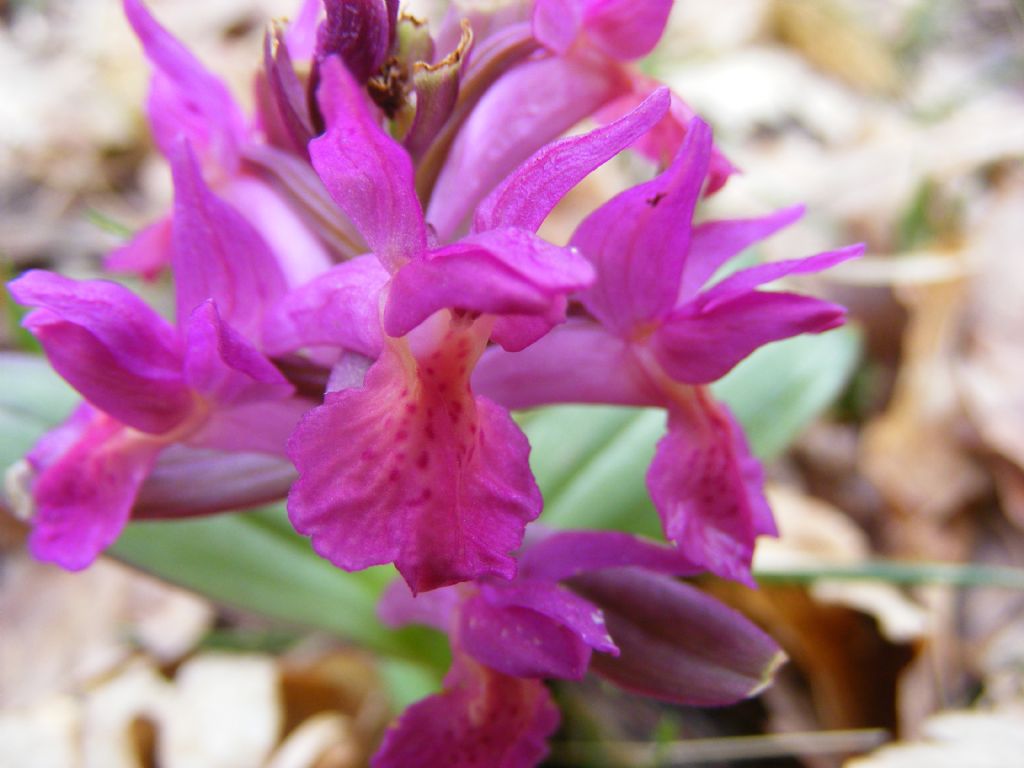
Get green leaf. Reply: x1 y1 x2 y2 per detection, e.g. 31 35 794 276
111 508 450 670
527 327 862 532
0 353 78 473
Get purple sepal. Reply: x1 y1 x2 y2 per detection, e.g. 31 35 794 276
316 0 396 83
679 205 805 300
264 255 389 359
170 143 287 342
571 569 786 706
580 0 674 60
26 407 162 570
426 56 625 241
573 119 711 335
372 653 559 768
9 270 191 435
284 0 323 62
311 57 426 271
122 0 246 173
473 87 670 234
256 23 315 157
102 217 173 280
653 293 848 384
183 301 294 407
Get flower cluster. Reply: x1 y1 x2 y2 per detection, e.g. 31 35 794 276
7 1 861 765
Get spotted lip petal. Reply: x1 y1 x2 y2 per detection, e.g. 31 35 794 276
372 653 559 768
26 409 162 571
287 337 542 593
647 392 775 585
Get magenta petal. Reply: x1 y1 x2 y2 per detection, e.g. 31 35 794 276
28 411 162 570
310 57 426 270
377 579 460 633
102 217 173 280
654 292 848 384
183 301 294 406
287 342 542 593
123 0 246 172
573 119 712 335
372 654 559 768
170 143 287 341
698 244 863 307
647 394 774 584
519 530 704 582
570 569 786 706
426 56 625 241
582 0 673 60
263 255 389 358
532 0 581 53
459 579 618 679
473 321 660 409
473 87 670 234
679 206 804 299
459 590 595 680
383 229 594 340
222 176 332 288
9 271 191 434
597 81 738 192
196 397 310 456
